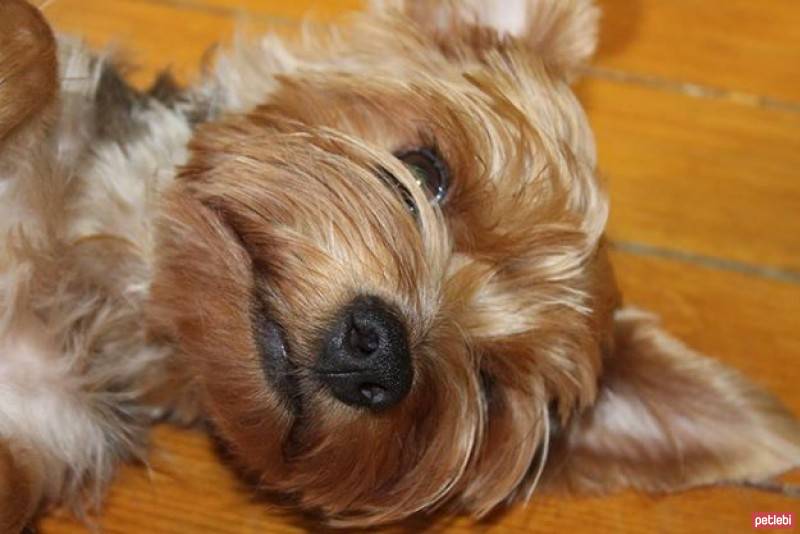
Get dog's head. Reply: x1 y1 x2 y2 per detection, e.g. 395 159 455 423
151 0 800 526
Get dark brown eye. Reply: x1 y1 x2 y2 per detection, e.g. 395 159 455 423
395 148 449 205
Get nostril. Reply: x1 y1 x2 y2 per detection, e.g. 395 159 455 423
348 318 380 356
358 383 387 405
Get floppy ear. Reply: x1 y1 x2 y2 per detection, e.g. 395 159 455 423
545 308 800 493
0 0 57 145
373 0 600 80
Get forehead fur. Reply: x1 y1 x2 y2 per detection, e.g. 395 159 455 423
209 9 597 160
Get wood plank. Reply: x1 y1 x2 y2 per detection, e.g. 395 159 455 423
166 0 363 20
149 0 800 103
38 424 800 534
595 0 800 104
43 0 238 86
42 0 359 87
39 249 800 533
578 78 800 273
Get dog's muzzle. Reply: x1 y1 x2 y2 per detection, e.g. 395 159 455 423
316 296 412 410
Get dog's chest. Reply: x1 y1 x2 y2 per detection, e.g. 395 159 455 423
69 104 194 258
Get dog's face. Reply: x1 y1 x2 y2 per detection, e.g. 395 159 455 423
151 0 800 526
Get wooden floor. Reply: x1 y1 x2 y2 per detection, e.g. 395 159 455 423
39 1 799 532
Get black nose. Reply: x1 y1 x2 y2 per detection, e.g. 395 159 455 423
317 296 412 410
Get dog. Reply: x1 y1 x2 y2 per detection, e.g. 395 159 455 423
0 0 798 530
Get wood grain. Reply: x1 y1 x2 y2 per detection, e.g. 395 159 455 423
44 0 236 86
117 0 800 104
168 0 363 20
579 78 800 272
594 0 800 104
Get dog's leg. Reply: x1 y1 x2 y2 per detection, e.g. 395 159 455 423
0 4 57 531
0 3 118 531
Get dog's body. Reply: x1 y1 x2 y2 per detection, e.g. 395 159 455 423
0 0 798 531
0 16 190 532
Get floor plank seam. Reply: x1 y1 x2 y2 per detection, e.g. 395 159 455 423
612 240 800 285
586 66 800 114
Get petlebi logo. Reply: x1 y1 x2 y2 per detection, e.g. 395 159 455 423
752 512 795 529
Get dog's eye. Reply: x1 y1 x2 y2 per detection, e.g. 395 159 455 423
376 148 449 216
395 148 449 205
377 167 417 214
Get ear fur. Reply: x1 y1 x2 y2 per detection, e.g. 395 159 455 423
545 308 800 493
0 0 57 145
373 0 600 80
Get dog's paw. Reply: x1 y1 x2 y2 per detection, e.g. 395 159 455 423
0 0 58 143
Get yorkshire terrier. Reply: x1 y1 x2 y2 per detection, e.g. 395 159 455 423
0 0 798 530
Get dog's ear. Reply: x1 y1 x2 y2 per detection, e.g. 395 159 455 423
545 308 800 493
373 0 599 80
0 0 57 144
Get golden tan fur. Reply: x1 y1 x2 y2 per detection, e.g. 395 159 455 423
0 0 57 145
0 0 797 530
